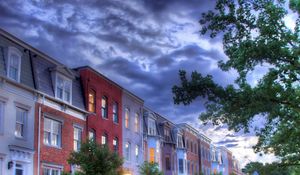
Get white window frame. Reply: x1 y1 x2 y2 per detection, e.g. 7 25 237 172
134 113 139 133
43 117 62 148
125 142 130 161
73 126 82 151
15 163 25 175
15 107 27 138
42 165 62 175
55 73 72 104
7 47 22 82
148 118 156 135
135 145 139 163
101 133 107 145
113 102 118 123
125 108 129 129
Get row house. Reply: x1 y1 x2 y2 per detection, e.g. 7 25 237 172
143 107 162 168
0 29 89 175
122 89 144 175
77 66 123 155
157 115 177 175
173 126 187 175
0 30 36 175
177 123 200 175
211 146 233 175
199 133 212 175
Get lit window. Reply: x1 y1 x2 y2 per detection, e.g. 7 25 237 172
113 102 118 123
149 148 155 163
7 47 21 82
74 127 82 151
135 145 139 163
43 166 61 175
89 129 96 142
88 90 96 112
44 118 61 147
101 133 108 145
113 137 118 153
15 107 27 138
134 113 139 132
101 96 108 119
125 108 129 129
125 142 130 161
55 75 72 103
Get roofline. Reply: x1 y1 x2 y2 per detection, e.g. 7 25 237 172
123 88 144 104
75 66 124 90
199 132 212 142
0 28 65 67
177 123 199 135
155 112 176 126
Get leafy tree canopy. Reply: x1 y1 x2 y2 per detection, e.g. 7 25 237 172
242 161 300 175
172 0 299 165
139 162 163 175
68 141 123 175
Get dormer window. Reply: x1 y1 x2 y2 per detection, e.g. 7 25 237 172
7 47 22 82
55 74 72 103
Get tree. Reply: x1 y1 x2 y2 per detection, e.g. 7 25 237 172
68 141 123 175
242 161 300 175
139 161 163 175
172 0 300 166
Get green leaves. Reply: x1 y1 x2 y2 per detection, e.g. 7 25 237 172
173 0 300 166
139 162 163 175
68 141 123 175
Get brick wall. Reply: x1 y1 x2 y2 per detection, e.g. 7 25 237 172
34 103 86 175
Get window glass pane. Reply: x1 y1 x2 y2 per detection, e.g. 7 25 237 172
149 148 155 163
125 108 129 128
56 76 64 99
15 108 26 137
44 118 51 132
9 53 20 81
64 81 71 102
88 90 95 112
89 130 95 141
134 113 139 132
113 138 118 153
101 96 107 118
101 134 107 145
113 102 118 123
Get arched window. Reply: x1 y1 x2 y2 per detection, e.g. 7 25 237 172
101 133 108 145
113 137 118 153
113 102 118 123
88 90 96 112
101 96 108 119
125 108 129 129
7 47 22 82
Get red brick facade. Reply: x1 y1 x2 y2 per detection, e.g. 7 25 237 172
34 103 86 175
227 151 233 175
184 131 199 175
79 67 123 155
199 139 211 173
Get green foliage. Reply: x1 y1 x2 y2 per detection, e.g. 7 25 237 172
173 0 300 166
242 161 300 175
67 141 123 175
139 161 163 175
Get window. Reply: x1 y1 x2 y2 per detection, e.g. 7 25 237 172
148 118 156 135
15 107 27 138
164 128 171 142
7 47 21 82
186 140 189 150
125 108 129 129
15 163 24 175
101 96 108 119
55 75 72 103
88 130 96 142
165 156 171 171
74 127 82 151
149 148 155 163
113 137 118 153
179 159 184 173
101 133 108 145
177 135 183 148
113 102 118 123
88 90 96 112
125 142 130 161
135 145 139 163
134 113 139 132
0 158 2 175
43 167 61 175
43 118 61 147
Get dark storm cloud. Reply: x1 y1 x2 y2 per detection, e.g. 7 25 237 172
217 139 239 145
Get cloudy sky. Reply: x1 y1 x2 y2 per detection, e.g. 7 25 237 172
0 0 285 167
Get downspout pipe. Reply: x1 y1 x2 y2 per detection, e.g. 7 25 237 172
37 95 44 175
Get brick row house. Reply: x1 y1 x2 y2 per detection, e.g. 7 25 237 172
0 29 244 175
